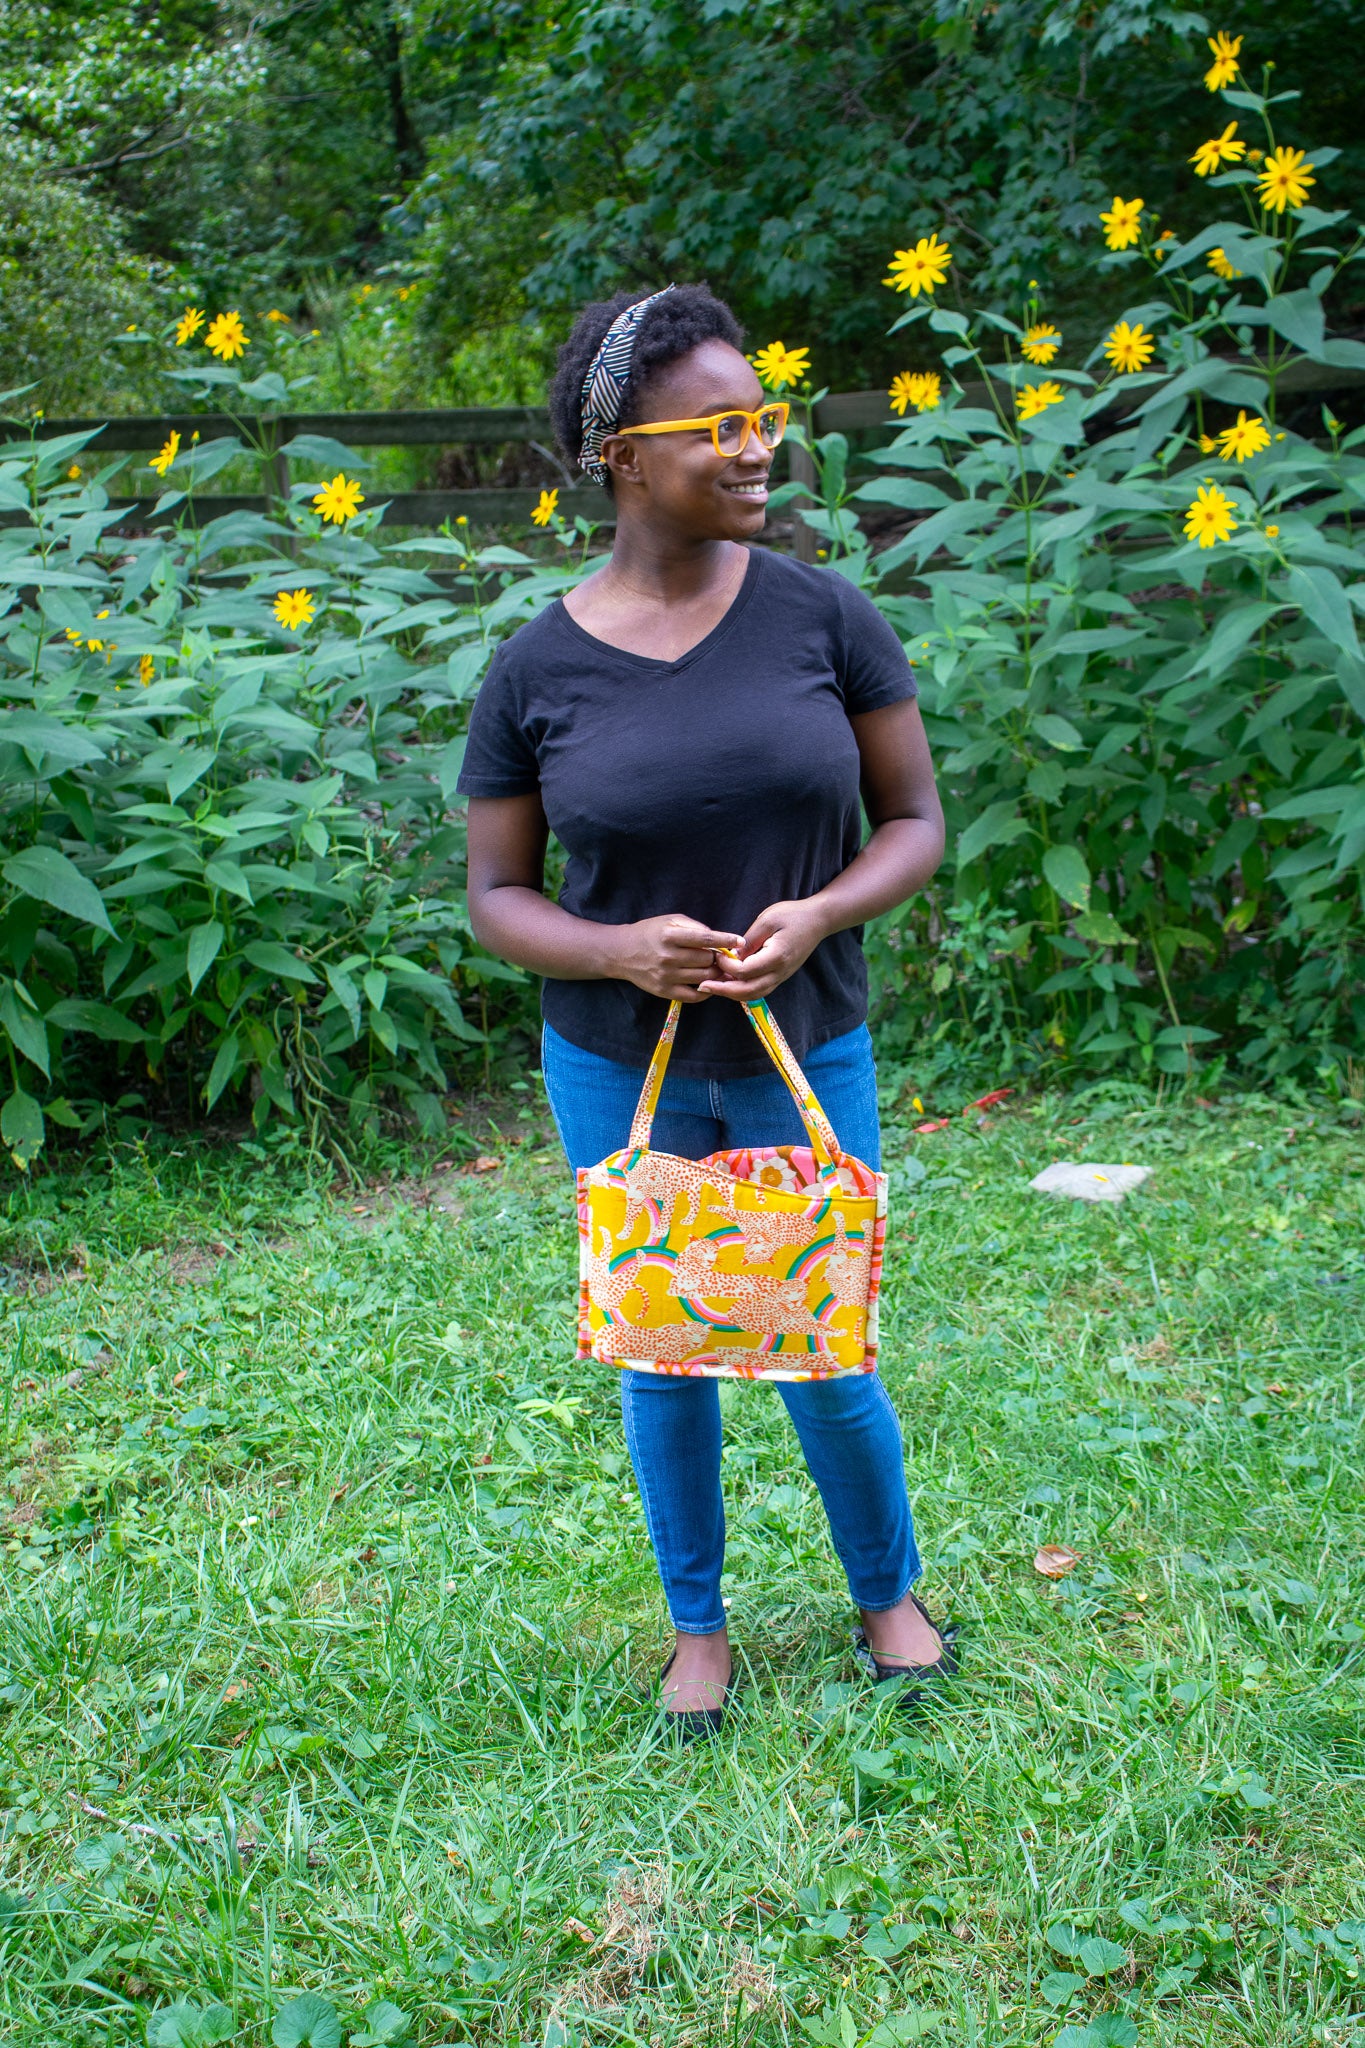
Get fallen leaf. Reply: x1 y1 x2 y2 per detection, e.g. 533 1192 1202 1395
331 1484 348 1501
224 1681 247 1700
1034 1544 1082 1578
968 1087 1014 1111
172 1369 189 1387
473 1154 501 1173
915 1119 951 1135
564 1916 596 1944
1265 1382 1287 1395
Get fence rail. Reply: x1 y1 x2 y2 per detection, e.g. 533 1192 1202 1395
14 360 1363 545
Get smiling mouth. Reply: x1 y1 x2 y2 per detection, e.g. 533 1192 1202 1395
721 477 769 498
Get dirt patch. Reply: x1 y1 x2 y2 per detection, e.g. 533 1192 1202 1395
166 1242 232 1283
1 1242 90 1296
552 1864 666 2014
336 1162 468 1229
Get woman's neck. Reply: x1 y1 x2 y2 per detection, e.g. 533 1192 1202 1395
600 523 745 606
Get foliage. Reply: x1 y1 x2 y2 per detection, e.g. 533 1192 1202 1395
792 48 1365 1087
0 141 171 414
1 1093 1362 2041
0 367 595 1167
402 0 1365 387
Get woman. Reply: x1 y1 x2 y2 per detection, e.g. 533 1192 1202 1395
459 283 953 1732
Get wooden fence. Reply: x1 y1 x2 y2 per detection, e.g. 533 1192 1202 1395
22 359 1364 563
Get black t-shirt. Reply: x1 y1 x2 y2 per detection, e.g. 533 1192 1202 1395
457 545 917 1076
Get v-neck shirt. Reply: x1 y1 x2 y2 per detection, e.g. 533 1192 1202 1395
457 546 917 1076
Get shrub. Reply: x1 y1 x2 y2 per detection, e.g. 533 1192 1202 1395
0 379 582 1168
788 37 1365 1090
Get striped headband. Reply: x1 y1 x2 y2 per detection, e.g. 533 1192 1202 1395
577 284 677 486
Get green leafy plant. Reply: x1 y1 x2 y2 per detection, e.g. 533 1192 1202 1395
0 411 582 1165
795 34 1365 1089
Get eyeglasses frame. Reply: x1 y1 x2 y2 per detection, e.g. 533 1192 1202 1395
613 401 790 460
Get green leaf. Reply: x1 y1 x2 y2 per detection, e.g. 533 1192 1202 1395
243 941 318 984
204 859 255 903
1 1086 44 1166
204 1032 241 1110
272 1993 341 2048
1074 910 1129 946
0 985 50 1076
1032 713 1084 751
147 2003 236 2046
1264 289 1326 359
3 846 113 933
1076 1936 1129 1976
187 922 225 993
45 999 145 1044
1286 563 1361 659
349 2000 412 2048
957 801 1030 867
1043 845 1092 910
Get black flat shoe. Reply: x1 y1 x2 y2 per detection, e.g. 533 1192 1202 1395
852 1593 959 1715
659 1649 737 1742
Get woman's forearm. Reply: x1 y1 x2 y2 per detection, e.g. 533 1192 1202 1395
805 815 945 942
469 884 627 982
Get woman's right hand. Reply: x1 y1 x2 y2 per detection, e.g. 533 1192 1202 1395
608 915 744 1002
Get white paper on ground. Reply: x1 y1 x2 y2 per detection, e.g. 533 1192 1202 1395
1029 1161 1152 1203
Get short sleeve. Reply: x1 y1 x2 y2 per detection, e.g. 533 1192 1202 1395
456 645 540 797
833 576 918 715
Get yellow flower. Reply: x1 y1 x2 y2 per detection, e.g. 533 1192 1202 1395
1207 246 1242 280
1264 524 1279 538
205 310 248 360
273 587 316 630
175 306 205 346
1099 195 1143 251
96 610 109 620
64 627 83 644
1154 230 1177 260
531 487 559 527
139 654 155 685
1326 415 1342 433
1257 146 1315 214
1017 380 1065 420
1204 30 1242 90
1021 322 1062 365
1245 147 1263 165
912 1096 924 1113
889 370 941 414
67 464 82 479
86 637 104 652
1191 121 1246 177
883 233 952 296
455 514 468 526
1199 432 1217 453
749 341 811 390
397 285 414 301
1184 482 1238 548
1217 410 1270 463
1104 319 1156 373
149 429 180 478
265 308 291 323
312 473 365 524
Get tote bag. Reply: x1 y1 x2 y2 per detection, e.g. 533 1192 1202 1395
576 998 887 1381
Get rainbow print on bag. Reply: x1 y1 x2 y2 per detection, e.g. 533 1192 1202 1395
576 999 888 1382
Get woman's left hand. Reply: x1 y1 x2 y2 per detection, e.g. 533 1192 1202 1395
696 898 830 1001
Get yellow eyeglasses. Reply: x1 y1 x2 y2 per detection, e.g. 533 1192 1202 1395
616 402 790 459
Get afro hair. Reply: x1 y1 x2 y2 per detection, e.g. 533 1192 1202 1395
548 283 745 482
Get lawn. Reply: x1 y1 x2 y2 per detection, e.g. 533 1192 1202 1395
1 1081 1362 2048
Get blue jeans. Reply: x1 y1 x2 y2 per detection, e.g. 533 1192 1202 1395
542 1016 921 1634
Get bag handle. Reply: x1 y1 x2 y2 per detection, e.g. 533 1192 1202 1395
627 998 843 1170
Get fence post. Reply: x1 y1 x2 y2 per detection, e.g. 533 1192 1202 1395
787 437 819 564
265 440 295 557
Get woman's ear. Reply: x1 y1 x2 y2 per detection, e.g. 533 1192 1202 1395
600 432 644 490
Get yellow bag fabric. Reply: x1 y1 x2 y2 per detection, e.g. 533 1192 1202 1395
576 998 888 1382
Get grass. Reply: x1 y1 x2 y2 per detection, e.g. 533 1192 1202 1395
1 1081 1362 2048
